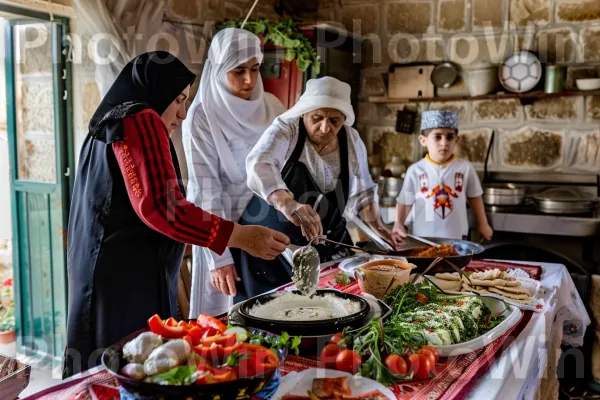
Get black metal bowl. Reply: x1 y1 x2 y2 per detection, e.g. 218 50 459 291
102 327 286 399
392 237 484 271
230 298 391 357
359 237 484 272
237 289 370 337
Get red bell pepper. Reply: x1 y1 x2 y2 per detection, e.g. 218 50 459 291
187 326 206 346
165 317 179 327
147 314 187 339
201 327 219 339
197 314 227 333
193 342 242 364
200 333 237 347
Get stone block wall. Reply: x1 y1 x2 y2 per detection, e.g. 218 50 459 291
327 0 600 173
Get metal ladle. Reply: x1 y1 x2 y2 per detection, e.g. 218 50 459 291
291 235 321 297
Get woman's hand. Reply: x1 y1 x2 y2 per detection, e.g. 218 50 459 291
269 191 323 240
228 224 290 260
211 264 240 296
391 223 408 248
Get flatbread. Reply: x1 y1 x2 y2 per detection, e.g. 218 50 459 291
491 285 534 296
435 272 461 281
428 276 462 291
487 287 531 300
461 282 490 295
462 276 520 287
471 269 517 281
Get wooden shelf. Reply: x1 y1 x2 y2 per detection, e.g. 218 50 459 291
368 90 600 104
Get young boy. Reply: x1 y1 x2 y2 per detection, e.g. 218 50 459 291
391 110 493 245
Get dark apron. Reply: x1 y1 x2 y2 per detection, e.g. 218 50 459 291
64 113 185 378
232 121 352 302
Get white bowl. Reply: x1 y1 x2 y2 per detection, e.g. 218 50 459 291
576 78 600 91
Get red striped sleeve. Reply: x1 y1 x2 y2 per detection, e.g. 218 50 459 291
112 109 234 255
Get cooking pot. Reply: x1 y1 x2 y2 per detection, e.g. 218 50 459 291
532 187 598 215
378 176 403 199
483 184 526 206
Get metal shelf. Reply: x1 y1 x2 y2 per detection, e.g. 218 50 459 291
368 90 600 104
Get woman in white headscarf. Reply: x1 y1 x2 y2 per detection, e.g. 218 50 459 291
235 76 395 301
183 28 285 316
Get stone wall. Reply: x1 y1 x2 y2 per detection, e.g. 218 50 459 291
331 0 600 173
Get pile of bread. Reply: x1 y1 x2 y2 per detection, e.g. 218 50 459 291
430 268 536 304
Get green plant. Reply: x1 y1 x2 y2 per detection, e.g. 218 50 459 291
216 17 320 75
0 312 15 332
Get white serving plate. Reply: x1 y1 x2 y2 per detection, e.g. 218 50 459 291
434 296 522 357
272 368 396 399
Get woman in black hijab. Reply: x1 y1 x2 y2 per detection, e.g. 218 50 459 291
64 51 289 378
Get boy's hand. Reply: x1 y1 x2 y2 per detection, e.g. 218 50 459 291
391 223 407 248
478 223 493 241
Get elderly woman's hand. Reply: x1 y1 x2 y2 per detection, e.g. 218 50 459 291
269 190 323 241
281 201 323 241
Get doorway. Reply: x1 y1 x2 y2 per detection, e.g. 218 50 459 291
1 5 73 363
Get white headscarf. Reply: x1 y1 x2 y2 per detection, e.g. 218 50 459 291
186 28 285 182
276 76 355 126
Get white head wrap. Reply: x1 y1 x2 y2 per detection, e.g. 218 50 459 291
185 28 285 182
277 76 355 126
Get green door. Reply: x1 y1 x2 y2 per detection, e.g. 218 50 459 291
4 15 73 359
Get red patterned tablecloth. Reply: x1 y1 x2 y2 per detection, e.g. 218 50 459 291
28 261 534 400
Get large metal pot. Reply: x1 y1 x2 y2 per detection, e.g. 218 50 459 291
532 187 598 215
378 176 403 201
483 184 526 206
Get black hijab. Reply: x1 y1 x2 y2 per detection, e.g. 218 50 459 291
89 51 196 143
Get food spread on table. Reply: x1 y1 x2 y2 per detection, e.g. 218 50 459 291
315 281 507 385
119 314 299 386
248 293 362 321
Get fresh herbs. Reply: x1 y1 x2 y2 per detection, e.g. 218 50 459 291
216 17 320 75
148 365 196 386
335 272 350 286
384 282 440 319
250 331 302 356
351 320 413 386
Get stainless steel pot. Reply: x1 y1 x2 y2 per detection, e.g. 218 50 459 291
532 188 598 215
378 176 403 199
483 184 526 206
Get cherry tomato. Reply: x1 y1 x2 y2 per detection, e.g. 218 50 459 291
329 333 344 346
385 354 408 375
407 353 432 380
335 349 362 374
421 345 439 363
197 314 227 333
419 348 436 367
147 314 186 339
415 293 429 304
320 343 341 368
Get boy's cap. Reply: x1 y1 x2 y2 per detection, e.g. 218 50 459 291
420 110 458 132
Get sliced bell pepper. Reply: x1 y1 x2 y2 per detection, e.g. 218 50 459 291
193 342 242 364
165 317 179 327
178 320 192 330
201 327 219 339
147 314 187 339
200 333 237 347
197 314 227 333
187 326 206 346
183 335 193 348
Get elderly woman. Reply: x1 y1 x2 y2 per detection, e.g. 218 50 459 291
233 76 393 301
65 51 289 377
183 28 285 316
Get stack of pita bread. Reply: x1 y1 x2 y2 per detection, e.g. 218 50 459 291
432 269 536 304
